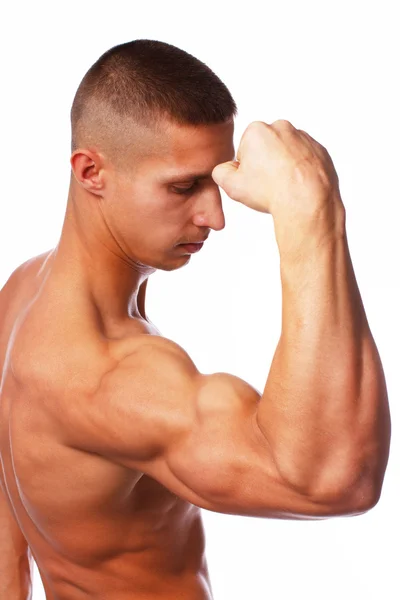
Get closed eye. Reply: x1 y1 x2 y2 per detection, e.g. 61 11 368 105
171 181 199 195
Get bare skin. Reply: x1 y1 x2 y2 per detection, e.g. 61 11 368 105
1 118 388 599
0 120 236 599
0 250 216 599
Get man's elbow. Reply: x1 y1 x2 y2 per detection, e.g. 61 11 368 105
314 473 383 517
346 478 383 514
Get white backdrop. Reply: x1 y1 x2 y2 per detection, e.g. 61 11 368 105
1 1 398 599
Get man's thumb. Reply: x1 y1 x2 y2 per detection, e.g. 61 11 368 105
211 160 240 194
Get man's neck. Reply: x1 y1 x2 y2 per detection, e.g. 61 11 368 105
48 196 154 327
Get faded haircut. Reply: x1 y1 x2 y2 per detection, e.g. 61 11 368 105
70 39 238 169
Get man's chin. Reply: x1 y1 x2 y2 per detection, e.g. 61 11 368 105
147 249 191 272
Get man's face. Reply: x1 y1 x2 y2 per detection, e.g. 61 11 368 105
104 119 235 271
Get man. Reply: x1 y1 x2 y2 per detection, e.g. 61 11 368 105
0 39 390 600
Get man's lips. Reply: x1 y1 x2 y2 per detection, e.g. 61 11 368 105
180 236 209 244
181 240 206 244
179 241 205 253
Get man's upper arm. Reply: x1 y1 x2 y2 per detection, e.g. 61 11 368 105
0 478 32 598
67 336 338 520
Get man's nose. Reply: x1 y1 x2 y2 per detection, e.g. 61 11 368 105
192 188 225 231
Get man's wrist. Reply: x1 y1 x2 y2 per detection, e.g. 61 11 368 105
272 196 346 262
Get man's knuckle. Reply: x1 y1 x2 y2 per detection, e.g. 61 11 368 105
273 119 295 130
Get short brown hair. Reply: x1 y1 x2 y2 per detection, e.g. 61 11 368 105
70 39 237 166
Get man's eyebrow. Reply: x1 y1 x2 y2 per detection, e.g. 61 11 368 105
165 171 212 183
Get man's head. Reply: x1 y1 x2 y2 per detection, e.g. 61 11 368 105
69 39 237 271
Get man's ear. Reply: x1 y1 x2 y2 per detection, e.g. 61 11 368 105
70 150 105 197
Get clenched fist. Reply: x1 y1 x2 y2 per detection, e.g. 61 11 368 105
211 120 344 222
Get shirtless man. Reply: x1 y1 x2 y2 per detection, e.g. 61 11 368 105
0 40 390 600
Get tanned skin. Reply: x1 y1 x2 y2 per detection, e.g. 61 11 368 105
0 120 235 599
0 118 389 599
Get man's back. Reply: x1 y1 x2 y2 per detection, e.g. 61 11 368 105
0 252 214 600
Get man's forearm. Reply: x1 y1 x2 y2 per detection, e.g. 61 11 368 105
257 204 391 507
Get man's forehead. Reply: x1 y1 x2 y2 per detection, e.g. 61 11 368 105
151 120 235 179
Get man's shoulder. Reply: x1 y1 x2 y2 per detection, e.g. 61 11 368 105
0 250 54 356
1 250 53 295
108 333 199 389
92 333 200 423
62 332 201 467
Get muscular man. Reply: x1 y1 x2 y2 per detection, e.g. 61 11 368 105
0 39 390 600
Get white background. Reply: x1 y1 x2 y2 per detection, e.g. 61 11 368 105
1 1 399 599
